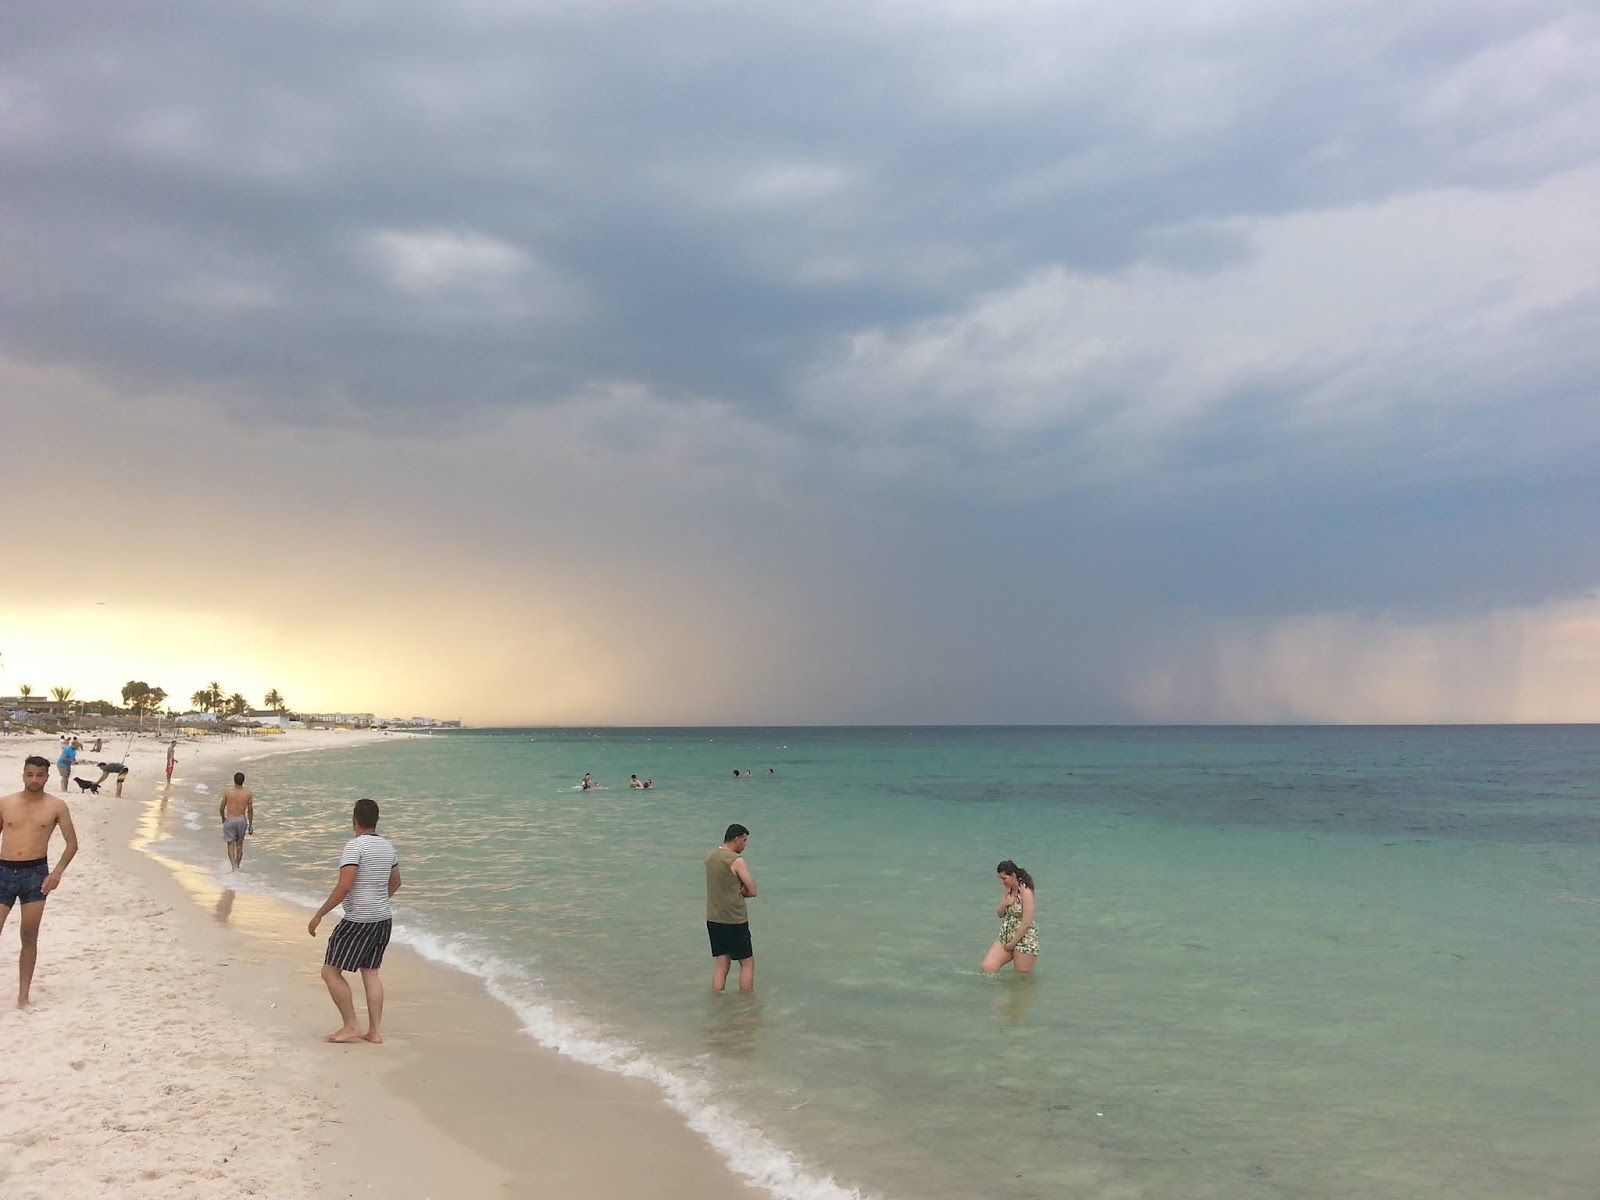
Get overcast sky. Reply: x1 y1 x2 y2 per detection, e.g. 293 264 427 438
3 0 1598 724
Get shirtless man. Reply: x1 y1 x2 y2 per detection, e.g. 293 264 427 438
220 772 254 872
0 756 79 1007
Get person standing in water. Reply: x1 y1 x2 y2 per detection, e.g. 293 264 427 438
981 859 1038 975
165 740 177 785
705 823 757 992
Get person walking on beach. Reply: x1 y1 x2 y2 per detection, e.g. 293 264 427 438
165 740 177 785
981 859 1038 975
0 756 79 1007
55 739 76 791
220 772 254 871
705 823 757 992
307 797 401 1044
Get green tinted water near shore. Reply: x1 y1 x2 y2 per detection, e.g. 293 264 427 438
158 727 1600 1199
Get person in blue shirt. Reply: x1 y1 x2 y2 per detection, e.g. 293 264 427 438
54 742 77 792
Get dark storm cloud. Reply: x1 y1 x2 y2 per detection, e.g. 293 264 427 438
5 0 1600 723
7 0 1595 419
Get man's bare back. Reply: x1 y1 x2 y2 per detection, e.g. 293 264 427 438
221 774 255 871
221 785 254 820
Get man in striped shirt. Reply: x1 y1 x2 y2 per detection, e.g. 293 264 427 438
307 797 402 1044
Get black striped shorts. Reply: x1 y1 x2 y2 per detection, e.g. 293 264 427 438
324 917 393 972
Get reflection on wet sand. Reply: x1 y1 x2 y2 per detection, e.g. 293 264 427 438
214 889 236 925
995 975 1038 1025
704 990 765 1060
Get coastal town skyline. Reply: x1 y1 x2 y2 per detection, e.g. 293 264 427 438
3 2 1597 725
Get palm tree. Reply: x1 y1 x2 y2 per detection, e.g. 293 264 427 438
228 693 249 718
190 687 218 713
50 686 76 723
264 688 285 712
18 684 33 700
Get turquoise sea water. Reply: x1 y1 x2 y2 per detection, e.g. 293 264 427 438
149 727 1600 1199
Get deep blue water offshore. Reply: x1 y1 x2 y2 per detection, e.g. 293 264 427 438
149 726 1600 1199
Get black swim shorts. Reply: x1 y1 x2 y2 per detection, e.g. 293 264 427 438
0 858 49 908
324 917 393 972
706 920 753 961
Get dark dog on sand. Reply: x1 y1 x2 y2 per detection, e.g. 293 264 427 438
73 777 102 794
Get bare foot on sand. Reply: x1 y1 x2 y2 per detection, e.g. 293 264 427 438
363 1031 384 1044
325 1028 365 1043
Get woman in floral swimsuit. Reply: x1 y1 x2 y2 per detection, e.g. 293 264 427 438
981 859 1038 975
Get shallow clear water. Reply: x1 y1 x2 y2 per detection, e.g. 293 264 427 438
151 727 1600 1199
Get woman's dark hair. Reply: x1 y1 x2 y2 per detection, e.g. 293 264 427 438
353 797 381 829
996 859 1035 891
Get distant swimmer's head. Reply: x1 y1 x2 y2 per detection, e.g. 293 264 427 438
233 772 245 785
733 769 740 778
353 796 381 831
996 859 1035 891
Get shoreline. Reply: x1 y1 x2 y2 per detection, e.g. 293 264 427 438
0 730 765 1200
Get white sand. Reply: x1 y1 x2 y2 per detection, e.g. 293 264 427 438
0 728 763 1200
0 729 497 1199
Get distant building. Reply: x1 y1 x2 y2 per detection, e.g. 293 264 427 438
0 697 71 716
304 712 375 728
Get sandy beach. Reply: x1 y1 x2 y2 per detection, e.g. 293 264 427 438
0 729 764 1200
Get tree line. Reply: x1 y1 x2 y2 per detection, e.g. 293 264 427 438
6 681 290 721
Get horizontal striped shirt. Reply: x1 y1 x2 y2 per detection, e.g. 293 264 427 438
339 833 398 922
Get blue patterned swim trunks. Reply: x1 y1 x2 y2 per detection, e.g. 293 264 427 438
0 858 49 908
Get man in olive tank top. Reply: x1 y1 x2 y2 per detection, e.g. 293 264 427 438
705 823 757 992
